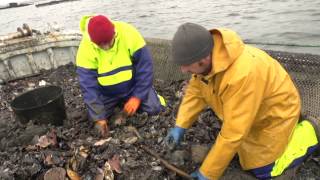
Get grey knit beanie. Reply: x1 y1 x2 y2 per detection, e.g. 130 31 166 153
171 23 213 65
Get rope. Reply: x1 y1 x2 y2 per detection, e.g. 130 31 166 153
244 41 320 48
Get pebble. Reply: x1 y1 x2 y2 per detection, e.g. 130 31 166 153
44 167 66 180
150 161 159 166
191 144 210 164
157 137 163 143
170 150 189 166
150 126 157 135
152 166 162 171
27 82 35 87
123 136 138 144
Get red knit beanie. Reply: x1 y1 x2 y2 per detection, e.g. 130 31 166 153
88 15 115 45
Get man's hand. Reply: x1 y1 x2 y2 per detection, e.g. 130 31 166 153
123 97 141 116
191 170 209 180
164 126 186 151
94 119 109 138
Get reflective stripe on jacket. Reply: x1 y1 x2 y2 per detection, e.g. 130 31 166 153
175 28 301 179
76 15 154 120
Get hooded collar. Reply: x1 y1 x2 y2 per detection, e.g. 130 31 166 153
202 28 245 80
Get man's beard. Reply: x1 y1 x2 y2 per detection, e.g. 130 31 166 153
200 64 212 76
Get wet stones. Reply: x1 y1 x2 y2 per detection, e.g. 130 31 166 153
43 151 66 166
19 124 49 146
191 144 210 164
170 150 190 167
152 165 163 171
69 110 84 120
14 154 43 178
0 168 13 180
0 64 319 179
44 167 66 180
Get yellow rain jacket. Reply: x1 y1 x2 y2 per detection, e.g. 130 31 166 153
175 28 301 179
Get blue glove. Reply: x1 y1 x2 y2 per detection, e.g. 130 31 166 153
165 126 186 150
191 170 208 180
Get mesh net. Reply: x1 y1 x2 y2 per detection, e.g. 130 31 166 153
147 38 190 81
146 39 320 119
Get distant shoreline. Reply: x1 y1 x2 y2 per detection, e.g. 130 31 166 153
0 0 79 10
0 2 32 10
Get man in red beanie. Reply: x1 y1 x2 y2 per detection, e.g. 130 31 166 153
76 15 166 137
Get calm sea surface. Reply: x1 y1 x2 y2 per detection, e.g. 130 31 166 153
1 0 320 54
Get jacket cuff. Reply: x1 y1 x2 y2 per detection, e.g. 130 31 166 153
176 120 192 129
199 165 221 180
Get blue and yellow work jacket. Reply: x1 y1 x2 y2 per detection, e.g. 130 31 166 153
76 15 154 121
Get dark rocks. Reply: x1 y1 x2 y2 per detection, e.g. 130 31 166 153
0 64 319 179
170 150 190 167
191 144 210 164
44 167 66 180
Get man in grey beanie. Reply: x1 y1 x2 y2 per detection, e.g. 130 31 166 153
165 22 319 180
172 23 213 71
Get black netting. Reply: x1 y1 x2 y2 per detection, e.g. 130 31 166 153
147 39 320 119
147 38 190 81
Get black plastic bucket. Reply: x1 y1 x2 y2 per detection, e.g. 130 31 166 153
10 85 66 126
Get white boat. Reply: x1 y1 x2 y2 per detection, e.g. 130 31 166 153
0 30 81 81
0 27 319 119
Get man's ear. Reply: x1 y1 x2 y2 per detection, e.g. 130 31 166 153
200 54 211 64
